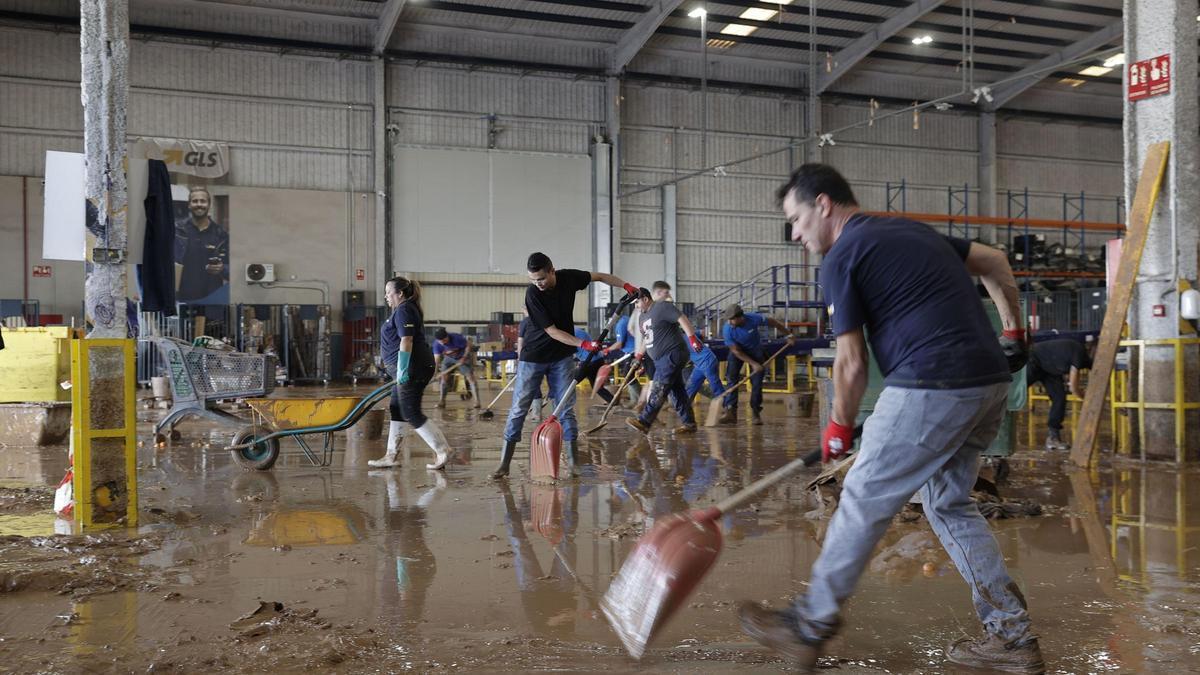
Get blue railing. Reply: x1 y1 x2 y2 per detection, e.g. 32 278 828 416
694 264 825 339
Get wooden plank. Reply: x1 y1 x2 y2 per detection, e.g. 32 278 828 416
1070 141 1170 466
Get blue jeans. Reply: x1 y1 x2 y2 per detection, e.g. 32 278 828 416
723 347 765 412
638 348 695 427
792 382 1033 645
503 355 578 443
685 349 725 401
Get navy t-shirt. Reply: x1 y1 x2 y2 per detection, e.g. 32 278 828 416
381 301 427 368
522 268 591 363
821 214 1009 389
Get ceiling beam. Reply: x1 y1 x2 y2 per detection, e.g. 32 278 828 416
816 0 948 95
984 20 1122 110
610 0 685 74
373 0 407 55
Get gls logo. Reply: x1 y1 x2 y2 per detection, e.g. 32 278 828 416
162 149 220 168
184 151 220 168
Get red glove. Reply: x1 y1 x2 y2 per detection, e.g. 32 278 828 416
634 350 645 363
580 340 602 353
689 335 703 353
821 419 855 463
622 283 638 297
1001 328 1027 344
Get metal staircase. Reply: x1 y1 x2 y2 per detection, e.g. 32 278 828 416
693 264 826 339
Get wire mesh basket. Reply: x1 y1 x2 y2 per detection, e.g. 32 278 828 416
152 337 275 403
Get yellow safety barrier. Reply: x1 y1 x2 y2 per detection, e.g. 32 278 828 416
1110 468 1200 583
1106 337 1200 462
71 339 137 529
1025 385 1083 447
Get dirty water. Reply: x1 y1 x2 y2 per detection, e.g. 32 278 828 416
0 383 1198 673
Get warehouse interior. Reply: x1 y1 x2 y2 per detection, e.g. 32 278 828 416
0 0 1197 672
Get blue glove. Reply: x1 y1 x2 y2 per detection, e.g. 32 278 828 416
396 351 411 384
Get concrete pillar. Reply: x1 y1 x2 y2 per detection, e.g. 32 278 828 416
977 112 998 244
606 77 622 281
592 140 613 310
81 0 129 337
1124 0 1200 460
373 57 389 285
662 184 677 292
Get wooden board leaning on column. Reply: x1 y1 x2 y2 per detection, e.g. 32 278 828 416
1070 141 1169 467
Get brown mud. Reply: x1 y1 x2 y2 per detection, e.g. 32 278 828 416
0 384 1197 672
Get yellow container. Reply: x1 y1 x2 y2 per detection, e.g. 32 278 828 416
246 397 364 430
0 327 72 403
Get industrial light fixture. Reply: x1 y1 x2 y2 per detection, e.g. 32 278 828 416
688 7 707 18
721 24 757 37
1079 65 1113 77
1103 53 1125 68
740 7 778 21
911 35 933 45
1058 77 1086 87
970 86 993 104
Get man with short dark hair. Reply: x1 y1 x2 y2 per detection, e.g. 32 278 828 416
174 187 229 303
737 164 1042 673
718 304 793 425
433 327 480 409
626 287 704 435
491 252 638 479
1028 338 1094 450
650 281 725 404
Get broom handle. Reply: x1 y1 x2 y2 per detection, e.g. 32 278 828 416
720 341 792 400
556 294 636 416
711 425 862 515
484 376 517 409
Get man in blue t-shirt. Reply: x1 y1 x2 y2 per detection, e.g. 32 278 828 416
718 304 793 425
433 328 479 409
736 164 1040 674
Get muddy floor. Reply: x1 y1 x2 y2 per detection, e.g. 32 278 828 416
1 383 1198 673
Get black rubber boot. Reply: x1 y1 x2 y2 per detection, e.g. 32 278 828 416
565 439 582 477
491 439 517 479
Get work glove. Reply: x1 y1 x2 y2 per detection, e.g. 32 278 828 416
999 328 1028 373
580 340 602 354
634 350 646 364
396 351 411 385
689 335 703 353
619 283 639 304
821 418 855 463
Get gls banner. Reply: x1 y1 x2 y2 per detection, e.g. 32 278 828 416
131 137 229 178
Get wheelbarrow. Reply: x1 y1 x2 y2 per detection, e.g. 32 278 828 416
224 380 395 471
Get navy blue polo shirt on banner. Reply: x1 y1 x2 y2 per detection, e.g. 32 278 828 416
820 213 1009 389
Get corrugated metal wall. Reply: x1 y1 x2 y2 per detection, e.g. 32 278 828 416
0 27 374 191
0 24 1124 325
621 89 1122 307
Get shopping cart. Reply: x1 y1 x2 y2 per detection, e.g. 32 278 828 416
150 337 276 445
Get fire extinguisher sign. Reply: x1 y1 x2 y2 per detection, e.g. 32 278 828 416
1128 54 1170 102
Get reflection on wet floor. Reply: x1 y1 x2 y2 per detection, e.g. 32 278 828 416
0 385 1198 671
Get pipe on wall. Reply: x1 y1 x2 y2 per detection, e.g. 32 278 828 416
22 176 28 302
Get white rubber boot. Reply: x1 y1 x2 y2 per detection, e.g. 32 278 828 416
368 421 406 468
415 421 455 470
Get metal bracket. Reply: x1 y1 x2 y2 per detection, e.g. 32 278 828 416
91 247 126 264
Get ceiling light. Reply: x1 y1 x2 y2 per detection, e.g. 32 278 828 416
688 7 707 18
1079 65 1113 77
1059 77 1086 87
706 38 736 49
1103 53 1124 68
762 0 794 4
740 8 778 21
721 24 757 37
912 35 933 45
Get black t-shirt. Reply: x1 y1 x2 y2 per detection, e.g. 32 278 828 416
821 214 1009 389
522 269 591 363
1031 339 1091 377
174 218 229 302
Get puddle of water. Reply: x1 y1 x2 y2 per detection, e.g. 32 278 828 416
0 390 1196 672
0 512 57 536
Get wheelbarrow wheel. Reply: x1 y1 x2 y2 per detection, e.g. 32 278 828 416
231 428 280 471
